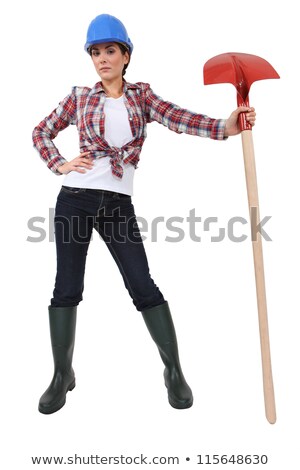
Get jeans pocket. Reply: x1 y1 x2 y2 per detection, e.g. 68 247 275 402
61 186 86 194
111 192 131 201
118 193 131 200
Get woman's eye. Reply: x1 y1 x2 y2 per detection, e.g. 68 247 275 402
107 49 115 54
92 51 100 57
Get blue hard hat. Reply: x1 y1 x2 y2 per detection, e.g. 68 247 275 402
84 14 133 54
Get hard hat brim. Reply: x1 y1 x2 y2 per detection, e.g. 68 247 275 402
85 38 133 54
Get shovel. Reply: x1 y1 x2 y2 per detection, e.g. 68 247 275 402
203 52 279 424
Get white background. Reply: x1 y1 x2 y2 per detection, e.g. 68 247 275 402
1 0 299 468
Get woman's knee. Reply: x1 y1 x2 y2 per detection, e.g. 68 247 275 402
50 286 83 308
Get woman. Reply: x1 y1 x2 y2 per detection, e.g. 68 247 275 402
33 14 256 415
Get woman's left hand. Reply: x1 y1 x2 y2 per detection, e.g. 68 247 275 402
224 106 256 136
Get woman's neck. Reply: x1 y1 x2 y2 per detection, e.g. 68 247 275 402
102 77 124 98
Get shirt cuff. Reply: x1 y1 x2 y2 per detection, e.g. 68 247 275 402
47 155 68 175
210 119 228 140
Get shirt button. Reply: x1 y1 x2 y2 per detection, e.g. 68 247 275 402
119 151 122 155
129 117 133 121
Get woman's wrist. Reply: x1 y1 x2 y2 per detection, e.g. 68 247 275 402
57 163 69 174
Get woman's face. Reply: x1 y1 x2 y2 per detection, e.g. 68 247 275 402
90 42 129 81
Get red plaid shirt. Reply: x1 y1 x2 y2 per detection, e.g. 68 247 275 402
32 80 226 178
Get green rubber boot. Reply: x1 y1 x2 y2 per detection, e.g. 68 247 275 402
39 306 77 414
141 302 193 409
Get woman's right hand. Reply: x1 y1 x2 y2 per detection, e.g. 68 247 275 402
57 152 94 174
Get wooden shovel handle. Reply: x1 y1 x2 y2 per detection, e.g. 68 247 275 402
241 130 276 424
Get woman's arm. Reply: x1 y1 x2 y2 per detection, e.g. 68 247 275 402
143 84 255 139
143 84 226 140
32 89 77 174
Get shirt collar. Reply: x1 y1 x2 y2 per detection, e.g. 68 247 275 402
90 80 141 95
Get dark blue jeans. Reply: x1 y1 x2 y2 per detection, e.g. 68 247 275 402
51 186 165 311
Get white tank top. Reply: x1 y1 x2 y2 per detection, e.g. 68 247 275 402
63 95 135 195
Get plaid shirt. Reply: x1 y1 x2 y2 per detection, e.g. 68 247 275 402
32 80 226 179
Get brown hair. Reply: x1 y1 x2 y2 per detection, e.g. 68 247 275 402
117 43 130 76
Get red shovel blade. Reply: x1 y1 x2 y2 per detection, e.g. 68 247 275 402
203 52 280 129
204 52 280 102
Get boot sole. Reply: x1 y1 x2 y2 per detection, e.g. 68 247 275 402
38 380 76 415
168 395 193 410
164 377 193 410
